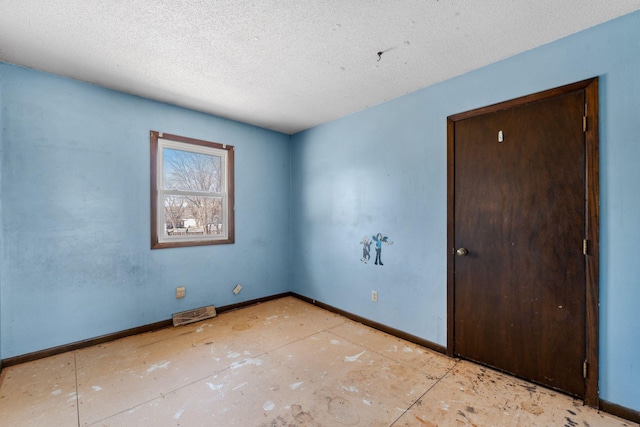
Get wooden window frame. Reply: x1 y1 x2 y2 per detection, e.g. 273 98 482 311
150 131 234 249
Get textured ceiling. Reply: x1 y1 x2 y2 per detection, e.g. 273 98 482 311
1 1 639 134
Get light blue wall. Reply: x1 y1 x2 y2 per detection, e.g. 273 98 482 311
0 73 4 362
0 63 291 359
291 11 640 411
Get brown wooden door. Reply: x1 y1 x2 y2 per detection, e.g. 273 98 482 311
451 89 588 397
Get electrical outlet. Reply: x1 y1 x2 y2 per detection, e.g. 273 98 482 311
372 291 378 302
233 284 243 295
176 286 186 299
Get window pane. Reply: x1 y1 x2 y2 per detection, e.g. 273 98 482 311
163 195 224 237
163 148 222 192
151 131 234 249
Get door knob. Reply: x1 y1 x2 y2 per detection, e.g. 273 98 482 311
456 248 468 257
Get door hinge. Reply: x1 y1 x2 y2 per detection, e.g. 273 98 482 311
583 360 588 379
583 239 588 255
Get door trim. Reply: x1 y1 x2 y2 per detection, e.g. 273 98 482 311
446 78 599 407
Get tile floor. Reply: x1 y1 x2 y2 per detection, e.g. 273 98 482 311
0 296 636 426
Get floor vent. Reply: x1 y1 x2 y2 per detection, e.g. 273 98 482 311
172 305 217 326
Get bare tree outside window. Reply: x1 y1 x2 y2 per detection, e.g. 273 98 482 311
163 149 223 236
164 195 189 231
150 131 234 249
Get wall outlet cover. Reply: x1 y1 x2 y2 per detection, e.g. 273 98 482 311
233 284 243 295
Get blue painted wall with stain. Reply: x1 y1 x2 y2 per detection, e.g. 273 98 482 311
290 11 640 411
0 62 291 359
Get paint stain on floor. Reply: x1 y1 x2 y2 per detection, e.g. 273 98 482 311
522 400 545 415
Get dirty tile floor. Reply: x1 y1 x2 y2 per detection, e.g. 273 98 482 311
0 296 636 426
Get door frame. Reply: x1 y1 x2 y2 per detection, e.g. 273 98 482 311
446 78 599 407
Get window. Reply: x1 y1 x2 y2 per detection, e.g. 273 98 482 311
150 131 234 249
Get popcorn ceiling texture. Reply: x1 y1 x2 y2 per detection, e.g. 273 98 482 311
0 1 639 134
